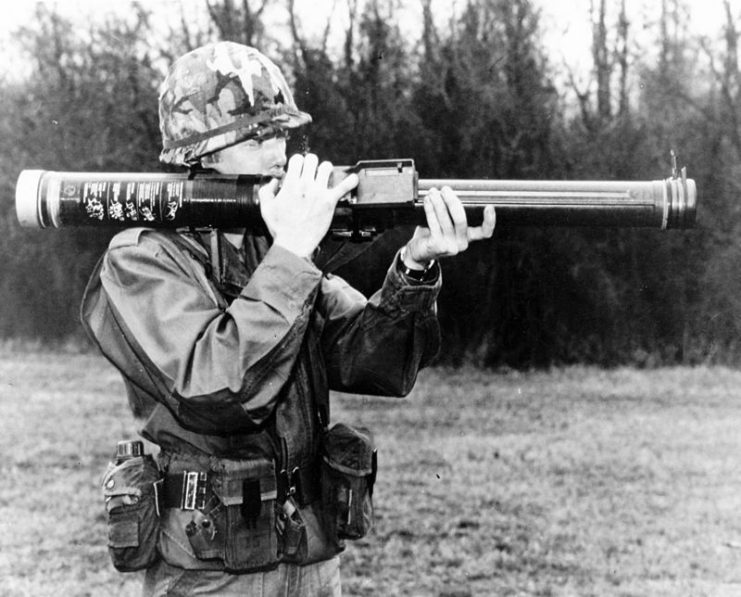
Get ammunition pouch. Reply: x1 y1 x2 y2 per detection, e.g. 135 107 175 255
158 455 279 573
320 423 377 549
153 425 376 573
101 454 162 572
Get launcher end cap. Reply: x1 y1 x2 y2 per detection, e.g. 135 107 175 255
15 170 45 229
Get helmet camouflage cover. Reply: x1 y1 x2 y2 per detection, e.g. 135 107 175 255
159 42 311 166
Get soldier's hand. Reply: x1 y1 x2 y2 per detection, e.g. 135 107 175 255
259 154 358 258
403 186 496 268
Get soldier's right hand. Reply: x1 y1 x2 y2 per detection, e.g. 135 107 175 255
259 153 359 259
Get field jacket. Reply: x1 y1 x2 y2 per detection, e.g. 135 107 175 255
81 227 441 569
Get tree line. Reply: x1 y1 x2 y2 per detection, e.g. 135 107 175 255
1 0 739 368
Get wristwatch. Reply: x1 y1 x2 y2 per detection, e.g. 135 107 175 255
397 246 438 283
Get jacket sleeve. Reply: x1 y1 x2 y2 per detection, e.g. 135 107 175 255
96 230 323 433
319 250 441 396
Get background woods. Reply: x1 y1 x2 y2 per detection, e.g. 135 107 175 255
1 0 740 368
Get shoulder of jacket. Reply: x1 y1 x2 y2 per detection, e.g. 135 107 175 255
107 227 183 252
108 228 208 260
108 227 150 250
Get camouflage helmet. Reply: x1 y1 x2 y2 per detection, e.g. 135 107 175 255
158 42 311 166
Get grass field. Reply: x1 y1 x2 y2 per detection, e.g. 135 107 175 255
2 350 741 596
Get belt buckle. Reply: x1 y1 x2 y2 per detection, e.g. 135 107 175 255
182 471 207 510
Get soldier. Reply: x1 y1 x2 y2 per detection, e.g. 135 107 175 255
82 41 495 596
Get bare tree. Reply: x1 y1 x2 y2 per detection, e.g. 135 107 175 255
206 0 267 46
616 0 630 117
591 0 613 121
720 0 741 157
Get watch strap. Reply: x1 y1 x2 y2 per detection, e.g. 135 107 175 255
397 247 437 283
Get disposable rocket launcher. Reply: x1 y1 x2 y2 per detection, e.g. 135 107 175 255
15 159 697 236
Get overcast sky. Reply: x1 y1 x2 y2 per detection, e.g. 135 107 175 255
0 0 731 80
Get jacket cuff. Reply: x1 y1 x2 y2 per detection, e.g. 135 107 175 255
240 244 323 316
380 249 441 312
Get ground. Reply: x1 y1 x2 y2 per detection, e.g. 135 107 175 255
1 350 741 596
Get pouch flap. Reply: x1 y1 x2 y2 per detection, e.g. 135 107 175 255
323 423 375 475
102 458 156 498
210 458 277 506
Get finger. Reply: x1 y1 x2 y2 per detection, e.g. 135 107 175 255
331 172 359 201
258 177 280 203
428 189 456 245
281 154 304 190
300 153 319 186
483 205 496 235
468 205 497 241
441 186 468 249
423 190 443 239
410 225 429 243
315 161 334 189
407 229 431 264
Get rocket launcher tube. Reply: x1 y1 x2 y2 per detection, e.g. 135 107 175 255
15 159 697 233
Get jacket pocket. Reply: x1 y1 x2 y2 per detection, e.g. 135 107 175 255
102 455 161 571
320 423 377 547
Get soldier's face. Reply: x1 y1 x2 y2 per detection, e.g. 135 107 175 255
211 135 288 178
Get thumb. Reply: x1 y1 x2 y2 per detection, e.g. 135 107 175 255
407 227 431 262
258 178 280 203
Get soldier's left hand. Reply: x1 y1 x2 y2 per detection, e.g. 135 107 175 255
403 186 496 267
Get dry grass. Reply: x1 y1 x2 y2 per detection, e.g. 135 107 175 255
2 352 741 596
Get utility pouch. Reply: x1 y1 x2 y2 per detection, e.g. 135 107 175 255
184 508 222 559
277 496 308 562
209 458 279 572
320 423 377 545
102 451 161 572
